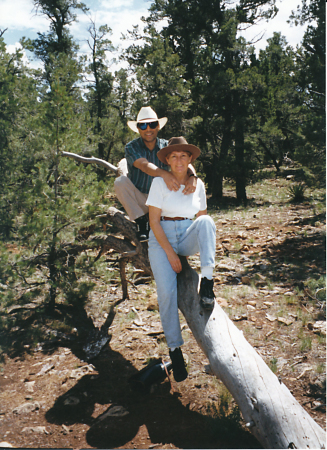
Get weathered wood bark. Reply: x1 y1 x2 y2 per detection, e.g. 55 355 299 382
177 257 326 449
97 207 151 276
62 151 118 173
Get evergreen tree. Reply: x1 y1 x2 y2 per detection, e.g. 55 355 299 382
256 33 303 170
23 0 88 87
85 21 115 160
14 0 110 308
290 0 326 180
0 36 41 238
100 68 135 164
124 25 193 138
143 0 278 201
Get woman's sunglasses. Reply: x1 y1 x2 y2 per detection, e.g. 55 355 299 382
137 121 159 131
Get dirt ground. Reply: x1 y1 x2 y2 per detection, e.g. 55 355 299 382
0 189 326 449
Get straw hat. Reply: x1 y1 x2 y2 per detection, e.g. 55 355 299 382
127 106 168 133
157 137 201 164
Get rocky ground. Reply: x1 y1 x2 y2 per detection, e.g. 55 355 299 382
0 178 326 449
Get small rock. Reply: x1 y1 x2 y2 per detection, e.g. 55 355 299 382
63 396 80 406
264 302 273 307
62 424 70 435
36 363 54 377
313 321 326 336
277 317 294 326
266 314 277 322
233 314 248 321
241 276 251 285
96 405 129 422
70 364 96 380
13 401 40 415
247 305 256 311
0 442 14 448
22 426 49 435
24 381 35 394
147 296 158 311
216 297 228 307
247 301 257 307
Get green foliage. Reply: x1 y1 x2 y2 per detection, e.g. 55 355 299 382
124 25 193 137
289 0 326 181
269 357 278 373
0 38 42 239
0 0 325 320
206 384 242 439
287 182 306 203
305 276 326 303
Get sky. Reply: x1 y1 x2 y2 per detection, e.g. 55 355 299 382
1 0 307 70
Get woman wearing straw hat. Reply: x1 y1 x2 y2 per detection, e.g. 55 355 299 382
114 107 197 241
146 137 216 382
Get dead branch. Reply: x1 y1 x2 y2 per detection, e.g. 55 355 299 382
62 151 118 173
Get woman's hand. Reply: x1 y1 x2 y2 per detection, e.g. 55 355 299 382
167 250 182 273
149 206 182 273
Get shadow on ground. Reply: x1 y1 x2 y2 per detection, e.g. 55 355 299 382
45 344 261 449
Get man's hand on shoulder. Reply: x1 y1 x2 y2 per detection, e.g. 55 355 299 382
182 174 197 195
161 171 181 192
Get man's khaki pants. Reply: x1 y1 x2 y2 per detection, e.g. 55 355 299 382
114 176 148 221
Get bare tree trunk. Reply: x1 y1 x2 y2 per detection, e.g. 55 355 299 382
177 257 326 449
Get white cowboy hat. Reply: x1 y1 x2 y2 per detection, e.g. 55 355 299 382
127 106 168 133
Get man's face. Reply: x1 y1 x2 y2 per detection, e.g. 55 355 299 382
138 122 159 147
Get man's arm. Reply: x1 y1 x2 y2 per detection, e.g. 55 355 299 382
133 158 181 192
183 163 197 194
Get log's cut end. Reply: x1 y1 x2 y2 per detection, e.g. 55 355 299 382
117 158 128 177
176 257 326 449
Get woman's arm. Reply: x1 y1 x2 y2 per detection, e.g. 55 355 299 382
148 205 182 273
196 209 207 218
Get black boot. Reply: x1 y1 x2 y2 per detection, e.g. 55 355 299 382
169 347 188 382
135 214 149 242
199 277 215 311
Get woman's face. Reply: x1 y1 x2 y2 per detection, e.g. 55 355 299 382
166 151 192 173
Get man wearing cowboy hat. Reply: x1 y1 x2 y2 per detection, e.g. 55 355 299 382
114 106 197 241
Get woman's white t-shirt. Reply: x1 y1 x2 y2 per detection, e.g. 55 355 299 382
146 177 207 219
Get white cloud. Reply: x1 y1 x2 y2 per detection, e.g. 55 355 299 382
238 0 306 52
0 0 48 33
73 3 149 48
2 0 306 69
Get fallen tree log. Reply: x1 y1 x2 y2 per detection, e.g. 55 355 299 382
177 257 326 449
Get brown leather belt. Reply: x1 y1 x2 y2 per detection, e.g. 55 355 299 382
161 216 188 221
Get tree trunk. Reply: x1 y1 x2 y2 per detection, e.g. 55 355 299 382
177 257 326 449
235 113 247 205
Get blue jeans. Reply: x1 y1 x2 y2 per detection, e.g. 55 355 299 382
148 215 216 349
